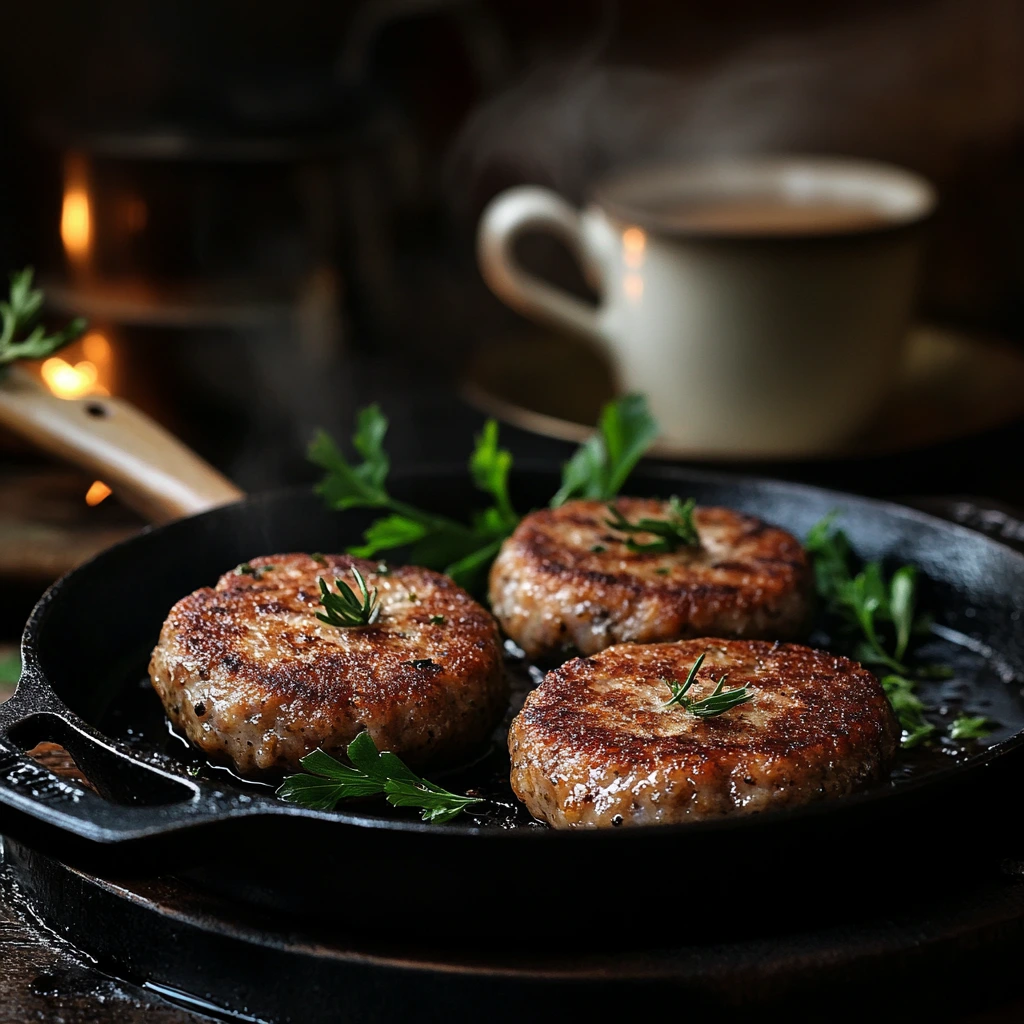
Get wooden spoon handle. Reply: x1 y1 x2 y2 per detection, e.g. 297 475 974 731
0 368 244 523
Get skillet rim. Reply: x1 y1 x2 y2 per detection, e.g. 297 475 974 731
13 461 1024 844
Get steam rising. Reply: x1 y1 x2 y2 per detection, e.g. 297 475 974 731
449 0 1024 206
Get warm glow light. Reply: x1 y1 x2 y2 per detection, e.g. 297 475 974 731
623 227 646 269
85 480 112 507
623 273 644 301
61 190 91 260
61 154 92 264
81 330 112 364
40 357 99 399
123 196 148 233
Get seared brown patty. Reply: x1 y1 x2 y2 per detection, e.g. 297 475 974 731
509 639 899 828
149 554 506 774
489 498 812 659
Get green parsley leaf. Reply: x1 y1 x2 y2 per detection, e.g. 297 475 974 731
469 419 517 530
277 732 484 822
881 674 936 748
383 778 483 824
806 513 914 673
348 514 429 557
889 566 917 663
310 396 660 595
0 268 87 372
308 405 391 510
551 394 658 506
949 715 992 741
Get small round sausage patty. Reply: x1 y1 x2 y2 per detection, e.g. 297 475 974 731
509 639 899 828
149 553 506 774
489 498 811 659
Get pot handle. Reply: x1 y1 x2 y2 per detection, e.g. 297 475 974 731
0 367 243 523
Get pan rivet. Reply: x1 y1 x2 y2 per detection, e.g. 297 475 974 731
85 402 107 418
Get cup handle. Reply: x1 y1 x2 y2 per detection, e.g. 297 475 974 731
477 186 611 346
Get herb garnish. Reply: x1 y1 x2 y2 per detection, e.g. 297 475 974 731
309 410 518 592
429 615 446 625
606 496 699 553
806 513 923 674
949 715 991 741
808 513 994 750
310 395 659 592
661 652 753 718
310 552 327 565
277 732 484 822
316 568 381 628
0 267 87 373
237 562 275 579
881 674 936 748
550 393 658 506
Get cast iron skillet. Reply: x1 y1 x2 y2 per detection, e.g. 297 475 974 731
2 463 1024 941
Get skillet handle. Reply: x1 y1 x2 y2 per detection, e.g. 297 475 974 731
0 695 281 870
0 367 244 523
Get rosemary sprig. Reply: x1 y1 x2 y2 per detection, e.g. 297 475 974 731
606 496 699 553
316 568 381 627
661 652 753 718
277 732 484 823
0 267 86 372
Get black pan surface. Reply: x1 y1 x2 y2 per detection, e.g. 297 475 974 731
2 465 1024 939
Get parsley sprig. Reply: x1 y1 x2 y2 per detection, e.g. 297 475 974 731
808 513 996 749
316 568 381 628
605 495 699 553
949 715 992 741
550 393 658 506
806 513 924 674
0 267 86 373
881 674 936 749
661 652 753 718
277 732 484 823
310 394 658 592
309 410 517 592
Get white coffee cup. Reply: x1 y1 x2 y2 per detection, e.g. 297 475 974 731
477 156 936 456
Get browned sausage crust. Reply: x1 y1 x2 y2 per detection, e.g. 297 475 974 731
509 639 899 828
489 498 812 658
149 553 506 774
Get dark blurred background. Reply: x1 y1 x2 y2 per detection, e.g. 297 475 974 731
1 0 1023 630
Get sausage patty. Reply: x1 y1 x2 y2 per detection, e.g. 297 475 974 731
489 498 811 659
149 553 506 774
509 639 899 828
